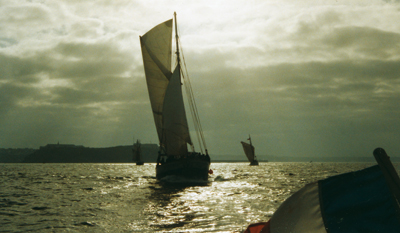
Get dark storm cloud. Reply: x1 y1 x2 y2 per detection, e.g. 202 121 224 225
0 53 48 114
321 26 400 58
0 53 47 81
185 29 400 157
0 26 148 148
1 37 138 99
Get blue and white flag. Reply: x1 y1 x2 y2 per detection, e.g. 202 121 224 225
245 165 400 233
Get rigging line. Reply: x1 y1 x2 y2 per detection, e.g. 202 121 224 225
186 75 206 150
173 18 204 154
173 21 198 152
173 15 197 152
187 76 206 150
180 45 207 151
174 16 207 153
182 66 204 153
183 68 207 150
179 45 205 148
177 41 206 153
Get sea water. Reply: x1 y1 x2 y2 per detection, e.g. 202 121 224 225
1 162 397 232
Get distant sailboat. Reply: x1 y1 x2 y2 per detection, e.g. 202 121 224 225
140 12 210 180
133 139 144 165
241 135 259 165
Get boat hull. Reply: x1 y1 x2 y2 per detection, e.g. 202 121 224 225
156 157 210 180
250 160 259 166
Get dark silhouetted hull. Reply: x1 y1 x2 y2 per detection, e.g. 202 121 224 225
156 157 210 180
250 160 259 166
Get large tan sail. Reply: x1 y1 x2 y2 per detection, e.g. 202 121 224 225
140 19 173 145
140 18 192 157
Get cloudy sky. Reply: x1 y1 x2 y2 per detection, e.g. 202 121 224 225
1 0 400 159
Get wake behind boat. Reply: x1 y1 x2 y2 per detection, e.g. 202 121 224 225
241 135 259 165
140 12 210 181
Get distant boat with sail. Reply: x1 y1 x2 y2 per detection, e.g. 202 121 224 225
140 12 210 180
133 139 144 165
241 135 259 165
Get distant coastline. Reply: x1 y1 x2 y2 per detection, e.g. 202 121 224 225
0 143 159 163
0 148 36 163
1 144 399 163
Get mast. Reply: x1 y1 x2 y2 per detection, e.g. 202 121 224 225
174 12 180 66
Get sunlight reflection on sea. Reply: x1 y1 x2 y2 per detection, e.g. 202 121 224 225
1 162 395 232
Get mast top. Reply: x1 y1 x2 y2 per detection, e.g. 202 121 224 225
174 12 180 66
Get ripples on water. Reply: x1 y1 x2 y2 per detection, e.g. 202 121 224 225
1 162 396 232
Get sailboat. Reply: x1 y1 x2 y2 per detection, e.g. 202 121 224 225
241 135 259 165
133 139 144 165
140 12 210 180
